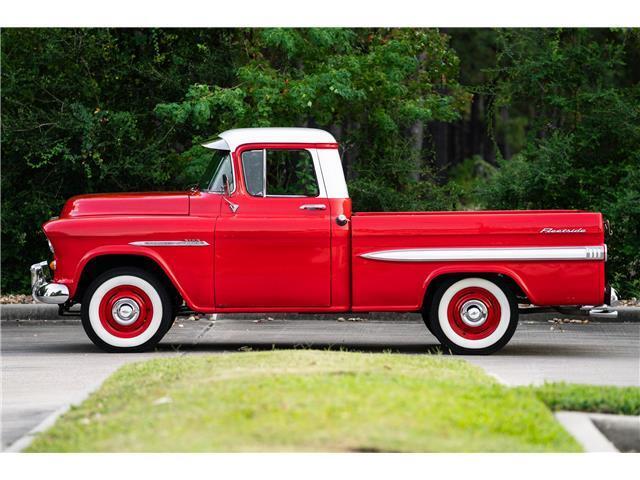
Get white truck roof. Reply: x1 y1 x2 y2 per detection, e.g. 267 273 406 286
202 127 337 152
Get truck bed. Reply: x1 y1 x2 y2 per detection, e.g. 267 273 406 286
350 210 605 311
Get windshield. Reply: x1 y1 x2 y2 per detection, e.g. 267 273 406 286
199 150 234 192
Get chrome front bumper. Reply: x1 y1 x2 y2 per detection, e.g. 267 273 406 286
30 261 69 304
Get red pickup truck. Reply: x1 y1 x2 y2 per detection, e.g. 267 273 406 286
31 128 617 354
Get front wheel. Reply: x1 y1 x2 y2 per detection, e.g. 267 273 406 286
81 267 174 352
423 277 518 355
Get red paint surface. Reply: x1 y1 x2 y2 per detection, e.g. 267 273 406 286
43 141 607 313
61 192 190 217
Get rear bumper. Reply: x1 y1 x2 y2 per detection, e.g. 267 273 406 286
30 261 69 304
519 286 620 318
588 286 619 318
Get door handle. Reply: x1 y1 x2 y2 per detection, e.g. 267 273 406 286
299 204 327 210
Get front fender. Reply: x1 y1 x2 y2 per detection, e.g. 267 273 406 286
70 245 214 312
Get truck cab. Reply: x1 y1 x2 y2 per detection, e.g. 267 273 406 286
31 128 617 354
198 128 352 311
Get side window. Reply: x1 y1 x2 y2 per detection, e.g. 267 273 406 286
241 150 264 196
241 149 320 197
266 149 319 197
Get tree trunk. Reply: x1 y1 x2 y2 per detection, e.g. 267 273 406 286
429 121 449 182
500 106 511 160
410 120 424 181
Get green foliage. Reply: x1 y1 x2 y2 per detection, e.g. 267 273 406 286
525 382 640 415
448 155 497 208
2 28 469 293
155 28 470 201
477 29 640 296
2 28 638 297
1 28 236 292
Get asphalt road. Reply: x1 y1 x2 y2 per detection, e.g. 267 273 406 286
2 317 639 450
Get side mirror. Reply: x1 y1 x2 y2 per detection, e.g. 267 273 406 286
221 173 239 213
222 174 231 196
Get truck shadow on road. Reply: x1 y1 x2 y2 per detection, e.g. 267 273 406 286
147 341 621 358
20 340 623 358
13 338 628 358
160 341 442 355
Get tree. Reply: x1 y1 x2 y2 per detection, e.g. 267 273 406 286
1 28 236 292
477 29 640 296
155 28 470 211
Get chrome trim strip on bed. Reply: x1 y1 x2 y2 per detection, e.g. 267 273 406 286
359 246 606 262
129 240 210 247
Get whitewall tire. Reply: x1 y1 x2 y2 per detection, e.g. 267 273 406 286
425 276 518 355
81 267 174 352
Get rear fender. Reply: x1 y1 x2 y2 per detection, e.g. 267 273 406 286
421 265 535 309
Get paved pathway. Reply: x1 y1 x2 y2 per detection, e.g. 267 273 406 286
2 318 639 449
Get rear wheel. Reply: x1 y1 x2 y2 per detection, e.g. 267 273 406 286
423 277 518 355
81 267 174 352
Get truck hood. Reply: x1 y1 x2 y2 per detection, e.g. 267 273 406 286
60 192 190 218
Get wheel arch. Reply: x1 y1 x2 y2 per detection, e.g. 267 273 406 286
73 250 186 310
420 267 531 312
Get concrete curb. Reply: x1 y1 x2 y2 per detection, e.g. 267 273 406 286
1 304 62 321
3 369 119 452
2 303 640 323
555 411 619 452
4 404 70 452
589 412 640 453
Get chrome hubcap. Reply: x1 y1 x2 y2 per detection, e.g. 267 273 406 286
111 298 140 326
460 300 489 327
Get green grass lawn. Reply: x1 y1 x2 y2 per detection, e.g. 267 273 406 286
27 350 581 452
525 382 640 416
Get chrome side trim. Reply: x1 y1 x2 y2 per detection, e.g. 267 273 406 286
129 240 210 247
359 246 606 262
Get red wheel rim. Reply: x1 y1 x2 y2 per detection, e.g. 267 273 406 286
98 285 154 338
446 286 501 340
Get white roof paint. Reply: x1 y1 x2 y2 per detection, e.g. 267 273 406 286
201 127 337 152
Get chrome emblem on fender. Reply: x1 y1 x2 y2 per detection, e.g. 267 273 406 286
539 227 586 234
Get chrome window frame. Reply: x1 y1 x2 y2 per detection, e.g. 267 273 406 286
241 147 325 199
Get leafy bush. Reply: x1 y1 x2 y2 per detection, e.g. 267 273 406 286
477 29 640 296
1 29 236 292
527 382 640 415
2 28 638 299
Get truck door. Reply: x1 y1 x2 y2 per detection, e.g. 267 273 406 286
214 146 331 308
